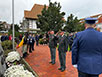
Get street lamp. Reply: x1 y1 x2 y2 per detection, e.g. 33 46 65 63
12 0 15 50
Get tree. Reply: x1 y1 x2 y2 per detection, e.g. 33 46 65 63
8 24 20 37
9 24 20 32
36 1 65 33
64 14 85 33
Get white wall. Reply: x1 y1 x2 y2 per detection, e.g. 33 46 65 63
29 20 37 29
96 23 102 32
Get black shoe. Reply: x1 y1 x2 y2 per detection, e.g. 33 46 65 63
27 53 29 55
58 68 62 70
29 51 32 53
49 61 52 63
52 62 55 65
61 68 65 72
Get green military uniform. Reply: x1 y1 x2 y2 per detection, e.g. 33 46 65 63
58 35 68 71
49 34 57 64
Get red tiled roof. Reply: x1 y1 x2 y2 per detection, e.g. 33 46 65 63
24 4 48 19
80 14 102 21
80 14 102 24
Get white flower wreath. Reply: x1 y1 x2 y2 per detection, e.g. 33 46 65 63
6 51 20 63
4 65 35 77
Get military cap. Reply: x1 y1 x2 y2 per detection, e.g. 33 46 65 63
85 17 97 24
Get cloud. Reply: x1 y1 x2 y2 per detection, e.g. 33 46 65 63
0 0 102 24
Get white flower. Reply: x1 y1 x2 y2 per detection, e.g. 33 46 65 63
4 65 35 77
6 51 20 62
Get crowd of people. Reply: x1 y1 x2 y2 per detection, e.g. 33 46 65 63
48 17 102 77
1 33 12 42
1 17 102 77
0 30 76 72
48 30 76 72
20 33 40 58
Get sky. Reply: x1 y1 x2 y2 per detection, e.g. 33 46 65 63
0 0 102 24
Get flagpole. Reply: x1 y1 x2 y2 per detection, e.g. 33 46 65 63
12 0 15 50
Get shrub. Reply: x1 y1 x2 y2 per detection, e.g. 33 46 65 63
1 40 16 56
39 39 44 44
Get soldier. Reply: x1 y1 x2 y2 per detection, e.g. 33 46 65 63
68 33 74 51
49 31 57 65
72 18 102 77
58 31 68 72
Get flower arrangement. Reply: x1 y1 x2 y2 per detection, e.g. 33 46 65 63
4 65 35 77
6 51 20 63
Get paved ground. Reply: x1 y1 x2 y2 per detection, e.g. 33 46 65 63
18 45 102 77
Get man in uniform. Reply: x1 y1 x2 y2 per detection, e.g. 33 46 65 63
58 31 68 72
72 17 102 77
49 31 57 65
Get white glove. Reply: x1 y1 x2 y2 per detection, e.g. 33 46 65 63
73 64 77 68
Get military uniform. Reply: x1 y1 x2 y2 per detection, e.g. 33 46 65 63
49 34 57 64
58 35 68 71
72 18 101 77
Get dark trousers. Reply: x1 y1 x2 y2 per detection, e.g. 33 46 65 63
69 44 72 51
78 71 99 77
29 44 33 52
32 42 35 50
36 40 39 46
50 48 56 63
58 51 66 69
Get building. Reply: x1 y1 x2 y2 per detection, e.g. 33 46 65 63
22 4 48 33
0 21 11 33
80 14 102 31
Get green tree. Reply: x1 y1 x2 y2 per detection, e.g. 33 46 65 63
64 14 85 33
10 24 20 32
8 24 21 37
36 1 65 33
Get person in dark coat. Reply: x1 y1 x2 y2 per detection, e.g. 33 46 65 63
49 31 57 65
28 34 34 53
58 31 68 72
35 34 39 46
19 34 22 42
32 34 35 50
5 34 9 40
68 33 73 51
72 17 102 77
1 33 5 42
